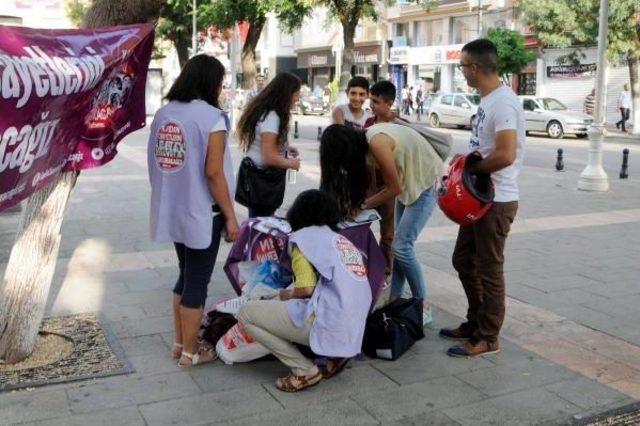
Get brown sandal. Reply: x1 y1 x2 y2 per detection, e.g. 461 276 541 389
321 357 350 379
275 371 323 392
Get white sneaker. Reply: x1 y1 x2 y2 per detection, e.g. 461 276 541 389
423 305 433 327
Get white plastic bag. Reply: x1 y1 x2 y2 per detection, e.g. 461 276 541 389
215 323 270 364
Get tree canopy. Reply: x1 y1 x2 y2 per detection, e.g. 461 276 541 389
486 27 537 77
519 0 640 64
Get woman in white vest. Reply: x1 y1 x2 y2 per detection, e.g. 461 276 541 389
148 55 240 367
238 190 372 392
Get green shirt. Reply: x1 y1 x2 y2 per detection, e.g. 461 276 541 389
366 123 443 205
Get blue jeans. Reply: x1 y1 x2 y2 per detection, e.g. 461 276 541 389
390 186 437 300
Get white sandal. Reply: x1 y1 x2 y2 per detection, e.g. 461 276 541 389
178 347 217 367
171 343 183 359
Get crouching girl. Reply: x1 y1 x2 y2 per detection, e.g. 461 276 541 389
237 190 372 392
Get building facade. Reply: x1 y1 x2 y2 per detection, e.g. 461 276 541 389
0 0 72 28
535 47 631 125
255 13 299 81
290 7 389 90
387 0 517 105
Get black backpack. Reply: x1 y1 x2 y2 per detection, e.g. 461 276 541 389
362 297 424 360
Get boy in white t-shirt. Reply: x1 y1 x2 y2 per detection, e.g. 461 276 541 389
331 76 373 131
440 39 525 358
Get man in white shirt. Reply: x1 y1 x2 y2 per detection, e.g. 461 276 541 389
616 83 632 133
440 39 525 358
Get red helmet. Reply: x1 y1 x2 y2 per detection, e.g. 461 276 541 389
437 151 494 226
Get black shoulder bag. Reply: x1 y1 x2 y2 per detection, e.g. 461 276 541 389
235 156 286 212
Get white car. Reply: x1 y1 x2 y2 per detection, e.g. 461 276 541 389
428 93 480 129
519 96 593 139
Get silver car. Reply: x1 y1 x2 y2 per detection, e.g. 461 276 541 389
428 93 480 129
519 96 593 139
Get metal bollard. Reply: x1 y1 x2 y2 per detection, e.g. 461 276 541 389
620 148 629 179
294 121 299 139
317 126 322 141
555 148 564 171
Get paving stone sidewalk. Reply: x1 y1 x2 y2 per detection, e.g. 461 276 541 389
1 121 639 425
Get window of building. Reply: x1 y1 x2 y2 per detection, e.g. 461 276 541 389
414 19 444 46
518 73 536 96
482 10 512 32
394 22 411 45
451 15 477 44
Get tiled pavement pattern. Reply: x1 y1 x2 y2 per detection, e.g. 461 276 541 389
1 115 639 425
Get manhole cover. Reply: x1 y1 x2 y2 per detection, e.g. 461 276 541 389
0 314 133 392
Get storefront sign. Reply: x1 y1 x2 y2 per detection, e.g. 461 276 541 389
409 44 464 66
353 45 381 64
297 50 335 69
546 63 597 78
389 47 409 64
309 55 328 66
0 24 155 212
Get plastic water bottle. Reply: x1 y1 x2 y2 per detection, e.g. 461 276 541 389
286 150 297 184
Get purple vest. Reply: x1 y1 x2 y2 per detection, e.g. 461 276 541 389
148 100 235 249
286 226 372 357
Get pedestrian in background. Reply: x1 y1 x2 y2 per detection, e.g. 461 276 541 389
616 83 632 133
584 88 595 116
441 39 525 358
416 87 424 116
237 72 302 217
401 85 410 115
148 54 240 367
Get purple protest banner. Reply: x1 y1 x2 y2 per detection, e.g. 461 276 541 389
0 23 155 212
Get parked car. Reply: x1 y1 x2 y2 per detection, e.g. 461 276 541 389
428 93 480 129
294 93 330 115
519 96 592 139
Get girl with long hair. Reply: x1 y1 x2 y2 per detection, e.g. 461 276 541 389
319 124 369 219
237 72 302 217
148 54 240 366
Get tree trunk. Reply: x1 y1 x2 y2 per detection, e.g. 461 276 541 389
0 0 162 364
0 172 77 363
241 18 266 90
175 36 190 69
628 57 640 135
339 19 357 93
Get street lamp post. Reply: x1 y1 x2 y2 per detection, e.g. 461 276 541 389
578 0 609 191
477 0 483 38
191 0 197 57
229 23 239 131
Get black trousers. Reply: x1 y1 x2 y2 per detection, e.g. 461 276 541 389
617 108 630 132
173 213 225 308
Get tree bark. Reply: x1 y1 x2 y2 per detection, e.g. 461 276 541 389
241 18 266 90
0 0 162 364
0 172 78 363
175 36 190 69
628 57 639 135
339 19 357 93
